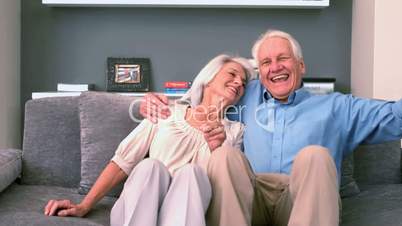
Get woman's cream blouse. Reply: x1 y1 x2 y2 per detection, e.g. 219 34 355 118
111 103 244 176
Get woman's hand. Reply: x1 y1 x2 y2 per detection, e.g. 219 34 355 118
44 199 90 217
43 163 126 218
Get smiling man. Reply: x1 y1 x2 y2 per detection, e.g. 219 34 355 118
140 29 402 226
205 30 402 226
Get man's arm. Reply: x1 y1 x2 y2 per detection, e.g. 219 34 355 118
135 93 171 123
341 96 402 146
138 93 227 150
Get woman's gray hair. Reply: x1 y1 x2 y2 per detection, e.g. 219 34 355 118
251 29 303 64
178 54 256 107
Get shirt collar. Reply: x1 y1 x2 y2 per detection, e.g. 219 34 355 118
262 83 311 105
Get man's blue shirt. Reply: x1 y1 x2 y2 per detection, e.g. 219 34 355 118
227 80 402 180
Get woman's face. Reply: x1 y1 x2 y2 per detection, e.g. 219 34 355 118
206 61 247 106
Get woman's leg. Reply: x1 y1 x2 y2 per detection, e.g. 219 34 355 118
158 164 211 226
110 158 171 226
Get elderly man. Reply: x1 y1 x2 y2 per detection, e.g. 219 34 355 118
140 29 402 226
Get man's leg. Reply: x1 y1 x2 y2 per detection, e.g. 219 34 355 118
285 145 339 226
158 164 211 226
110 158 171 226
252 173 290 226
206 146 255 226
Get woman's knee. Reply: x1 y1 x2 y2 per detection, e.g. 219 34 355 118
126 158 170 187
176 164 204 176
173 164 212 206
175 165 209 186
135 158 167 173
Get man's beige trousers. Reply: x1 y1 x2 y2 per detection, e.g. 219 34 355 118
206 145 339 226
110 158 211 226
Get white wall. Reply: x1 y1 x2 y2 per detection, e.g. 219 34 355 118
351 0 375 98
0 0 21 148
373 0 402 100
352 0 402 100
352 0 402 147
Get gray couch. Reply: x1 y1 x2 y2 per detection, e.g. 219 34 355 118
0 92 401 226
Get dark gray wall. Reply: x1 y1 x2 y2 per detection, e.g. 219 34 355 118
22 0 352 105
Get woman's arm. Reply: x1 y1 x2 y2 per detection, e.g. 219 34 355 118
44 115 159 217
44 161 127 217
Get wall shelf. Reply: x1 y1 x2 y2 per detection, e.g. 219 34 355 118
32 92 184 99
42 0 330 8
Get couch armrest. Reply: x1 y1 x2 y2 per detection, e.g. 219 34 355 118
0 149 22 192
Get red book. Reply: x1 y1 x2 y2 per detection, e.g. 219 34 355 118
164 81 190 88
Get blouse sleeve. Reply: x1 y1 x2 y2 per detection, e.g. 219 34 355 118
111 119 158 175
222 120 245 150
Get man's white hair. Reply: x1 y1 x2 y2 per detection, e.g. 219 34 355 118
178 54 256 107
251 29 303 65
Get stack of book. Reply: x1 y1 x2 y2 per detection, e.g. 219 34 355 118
57 83 94 92
302 78 335 95
164 81 191 94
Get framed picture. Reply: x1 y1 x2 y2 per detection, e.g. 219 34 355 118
107 57 150 92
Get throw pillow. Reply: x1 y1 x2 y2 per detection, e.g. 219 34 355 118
78 92 140 197
340 153 360 198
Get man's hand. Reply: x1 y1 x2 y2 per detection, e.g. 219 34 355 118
200 121 226 151
44 199 90 217
140 93 171 123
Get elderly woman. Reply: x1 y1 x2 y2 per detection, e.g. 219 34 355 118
44 54 256 226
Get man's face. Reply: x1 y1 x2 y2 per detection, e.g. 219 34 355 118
257 37 305 102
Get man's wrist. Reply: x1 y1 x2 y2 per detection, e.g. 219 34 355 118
393 99 402 118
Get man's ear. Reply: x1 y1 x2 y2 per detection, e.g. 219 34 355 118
299 59 306 75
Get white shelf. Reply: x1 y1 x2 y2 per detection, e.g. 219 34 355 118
32 92 184 99
42 0 330 8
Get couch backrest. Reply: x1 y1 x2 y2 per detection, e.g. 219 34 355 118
22 95 401 189
22 97 81 187
354 140 401 186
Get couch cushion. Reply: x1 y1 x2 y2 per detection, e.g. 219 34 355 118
341 184 402 226
22 97 81 187
353 140 401 185
0 184 115 226
0 149 22 192
340 154 360 198
78 92 140 196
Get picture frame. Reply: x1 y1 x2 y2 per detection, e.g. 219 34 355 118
107 57 150 92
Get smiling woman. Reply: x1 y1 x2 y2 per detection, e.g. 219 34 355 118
44 54 256 226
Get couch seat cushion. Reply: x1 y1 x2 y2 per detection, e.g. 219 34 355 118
0 149 22 192
341 184 402 226
0 184 116 226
